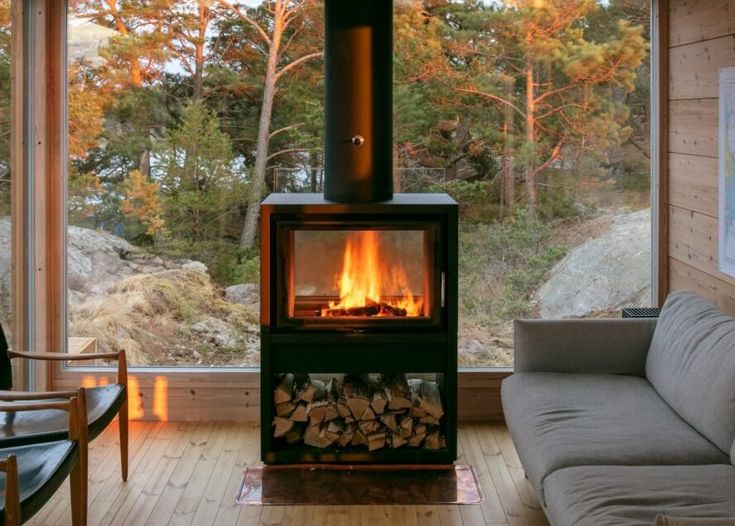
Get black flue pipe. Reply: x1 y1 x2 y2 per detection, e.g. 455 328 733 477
323 0 393 203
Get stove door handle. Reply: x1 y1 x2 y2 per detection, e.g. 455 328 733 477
441 271 446 308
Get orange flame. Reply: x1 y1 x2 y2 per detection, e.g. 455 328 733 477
322 231 423 317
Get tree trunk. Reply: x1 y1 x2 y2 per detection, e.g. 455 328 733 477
501 79 515 220
524 62 537 214
239 6 284 248
192 3 208 101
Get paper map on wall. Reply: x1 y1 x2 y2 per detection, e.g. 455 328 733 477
719 67 735 277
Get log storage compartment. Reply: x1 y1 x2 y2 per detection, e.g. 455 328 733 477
260 194 458 464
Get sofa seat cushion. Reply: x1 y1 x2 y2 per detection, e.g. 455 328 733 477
646 291 735 453
501 373 730 499
544 465 735 526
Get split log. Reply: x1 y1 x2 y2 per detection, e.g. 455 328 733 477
398 416 413 439
299 379 325 403
323 404 339 422
391 432 408 448
336 400 352 419
424 429 442 450
358 420 381 435
419 415 439 425
289 403 308 422
285 424 304 444
325 419 344 442
367 431 387 451
370 383 388 415
307 401 329 426
275 401 295 417
351 430 368 447
343 374 372 420
407 432 427 447
416 380 444 419
304 424 337 448
273 416 294 438
381 373 412 411
335 425 354 448
380 413 398 432
361 407 376 421
325 377 341 402
274 373 295 404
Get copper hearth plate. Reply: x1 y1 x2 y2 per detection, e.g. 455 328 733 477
236 464 483 506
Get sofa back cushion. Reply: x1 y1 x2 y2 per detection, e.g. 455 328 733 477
646 291 735 453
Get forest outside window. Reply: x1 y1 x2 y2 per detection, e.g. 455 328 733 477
65 0 652 369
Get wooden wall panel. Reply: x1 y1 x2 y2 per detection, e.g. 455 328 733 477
669 0 735 47
669 35 735 100
668 153 718 216
668 99 718 156
669 258 735 313
665 0 735 314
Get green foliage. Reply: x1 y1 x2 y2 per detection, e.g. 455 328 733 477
156 101 242 242
459 210 567 325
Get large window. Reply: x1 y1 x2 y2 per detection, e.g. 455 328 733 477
66 0 651 369
0 1 12 344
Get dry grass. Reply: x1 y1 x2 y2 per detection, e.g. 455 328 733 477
69 268 260 366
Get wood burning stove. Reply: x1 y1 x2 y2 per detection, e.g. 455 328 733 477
259 0 458 464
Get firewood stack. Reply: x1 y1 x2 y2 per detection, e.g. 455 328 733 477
272 373 446 451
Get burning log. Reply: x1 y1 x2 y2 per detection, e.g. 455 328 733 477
322 301 408 318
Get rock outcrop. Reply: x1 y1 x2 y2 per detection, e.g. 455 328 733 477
537 209 652 318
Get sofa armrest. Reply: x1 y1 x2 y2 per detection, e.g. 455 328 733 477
514 318 657 375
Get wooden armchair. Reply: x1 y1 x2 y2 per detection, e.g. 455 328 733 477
0 324 128 482
0 394 87 525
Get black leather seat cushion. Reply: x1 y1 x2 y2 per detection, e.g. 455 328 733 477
0 440 78 525
0 384 126 447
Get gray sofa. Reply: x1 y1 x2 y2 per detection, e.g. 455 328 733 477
502 291 735 526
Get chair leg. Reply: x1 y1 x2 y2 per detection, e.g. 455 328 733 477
119 399 129 482
70 458 86 526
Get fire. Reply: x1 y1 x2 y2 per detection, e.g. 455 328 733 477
321 231 423 317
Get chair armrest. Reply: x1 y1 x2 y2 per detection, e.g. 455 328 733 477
9 349 128 387
0 392 88 443
0 390 79 401
513 318 658 375
8 350 121 361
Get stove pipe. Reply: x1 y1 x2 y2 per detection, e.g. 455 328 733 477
323 0 393 203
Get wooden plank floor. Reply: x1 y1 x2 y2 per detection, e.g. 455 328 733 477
27 422 548 526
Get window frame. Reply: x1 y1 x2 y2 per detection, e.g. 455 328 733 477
7 0 656 420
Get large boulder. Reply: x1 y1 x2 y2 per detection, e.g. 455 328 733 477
225 283 259 306
537 209 652 318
